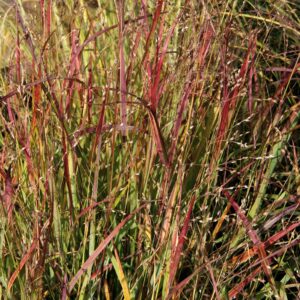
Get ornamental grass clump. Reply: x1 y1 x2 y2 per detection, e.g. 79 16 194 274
0 0 299 299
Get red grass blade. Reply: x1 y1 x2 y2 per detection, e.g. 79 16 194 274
13 0 37 62
205 259 221 300
228 266 261 299
141 0 150 29
169 194 196 287
248 50 256 114
148 111 169 166
15 30 21 84
257 61 300 132
91 263 113 280
142 0 164 66
141 1 164 107
197 21 215 73
90 91 107 161
253 238 300 269
68 205 145 292
75 14 152 63
229 238 300 298
167 270 196 300
18 132 35 186
116 0 127 136
77 198 111 219
0 169 15 224
223 191 259 243
61 274 68 300
40 0 45 30
167 20 215 163
168 76 193 163
126 26 142 85
150 5 187 111
7 240 38 291
264 221 300 247
32 65 42 129
262 203 299 231
87 58 93 122
46 0 52 36
6 98 16 124
65 29 80 116
229 221 300 267
223 191 275 288
213 33 257 166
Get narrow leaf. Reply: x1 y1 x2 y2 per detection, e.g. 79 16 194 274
8 240 37 291
111 248 131 300
169 194 196 287
68 205 145 291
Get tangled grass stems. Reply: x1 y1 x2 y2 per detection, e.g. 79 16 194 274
0 0 299 299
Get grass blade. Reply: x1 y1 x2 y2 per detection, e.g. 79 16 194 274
223 190 276 293
68 205 145 292
111 248 131 300
7 240 37 291
169 194 195 287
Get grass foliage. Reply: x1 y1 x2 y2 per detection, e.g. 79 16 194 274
0 0 299 299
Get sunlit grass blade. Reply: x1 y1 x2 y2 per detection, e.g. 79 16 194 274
68 205 145 292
